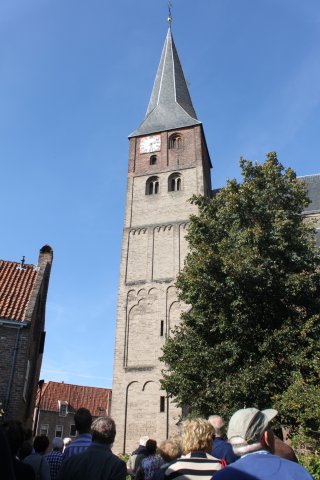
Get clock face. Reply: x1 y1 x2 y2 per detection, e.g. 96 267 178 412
139 135 161 154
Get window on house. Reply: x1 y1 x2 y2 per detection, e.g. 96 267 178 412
55 425 63 438
160 396 166 413
146 176 160 195
169 134 183 149
22 360 30 402
58 401 68 417
70 424 77 437
150 155 157 165
40 424 49 436
168 173 182 192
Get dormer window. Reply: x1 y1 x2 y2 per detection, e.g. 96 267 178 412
168 173 182 192
146 176 160 195
58 400 68 417
150 155 157 165
169 134 183 149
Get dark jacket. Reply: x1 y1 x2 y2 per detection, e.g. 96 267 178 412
57 443 126 480
212 437 239 465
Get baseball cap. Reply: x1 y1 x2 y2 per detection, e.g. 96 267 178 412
227 408 278 444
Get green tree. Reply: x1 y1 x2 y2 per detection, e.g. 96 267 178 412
161 153 320 437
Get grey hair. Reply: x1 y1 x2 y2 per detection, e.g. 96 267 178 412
52 437 64 450
208 415 225 437
91 416 116 445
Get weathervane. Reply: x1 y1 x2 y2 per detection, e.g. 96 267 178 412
168 1 173 28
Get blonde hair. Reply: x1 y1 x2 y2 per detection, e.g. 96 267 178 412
182 418 214 454
159 437 182 462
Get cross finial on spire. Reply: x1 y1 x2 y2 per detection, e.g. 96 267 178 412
168 1 172 28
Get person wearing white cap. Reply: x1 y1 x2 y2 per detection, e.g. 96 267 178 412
127 435 149 477
213 408 314 480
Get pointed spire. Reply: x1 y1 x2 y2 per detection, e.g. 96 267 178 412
129 28 200 137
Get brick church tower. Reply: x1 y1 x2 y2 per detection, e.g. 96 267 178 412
112 23 212 453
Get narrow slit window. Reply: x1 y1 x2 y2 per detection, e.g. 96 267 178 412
160 396 166 413
150 155 157 165
160 320 164 336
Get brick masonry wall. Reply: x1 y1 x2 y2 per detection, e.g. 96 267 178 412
0 325 30 422
0 246 53 428
36 410 76 444
36 409 112 446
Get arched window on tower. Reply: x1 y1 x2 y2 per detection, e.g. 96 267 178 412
169 134 183 149
168 173 182 192
150 155 157 165
146 176 160 195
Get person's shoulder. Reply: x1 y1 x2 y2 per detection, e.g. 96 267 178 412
63 449 86 466
213 464 250 480
213 438 233 452
13 458 36 480
23 453 38 465
276 455 314 478
111 451 126 467
109 453 127 474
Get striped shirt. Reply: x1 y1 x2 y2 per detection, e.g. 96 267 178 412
62 434 92 461
165 451 224 480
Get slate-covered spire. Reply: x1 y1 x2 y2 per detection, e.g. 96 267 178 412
129 28 200 137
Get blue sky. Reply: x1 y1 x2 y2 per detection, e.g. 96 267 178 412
1 0 319 388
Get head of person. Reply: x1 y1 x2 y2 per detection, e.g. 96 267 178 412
33 435 50 455
145 439 157 455
74 407 92 434
139 435 149 447
208 415 225 438
227 407 277 456
182 418 214 454
19 441 33 460
91 416 116 445
52 437 64 452
63 437 72 450
159 437 182 463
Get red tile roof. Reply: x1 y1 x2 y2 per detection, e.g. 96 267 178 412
0 260 38 321
39 381 112 417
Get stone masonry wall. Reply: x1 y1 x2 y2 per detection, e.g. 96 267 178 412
112 125 211 453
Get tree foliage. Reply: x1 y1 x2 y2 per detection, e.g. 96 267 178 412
161 153 320 437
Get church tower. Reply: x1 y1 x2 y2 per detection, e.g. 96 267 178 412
112 22 212 453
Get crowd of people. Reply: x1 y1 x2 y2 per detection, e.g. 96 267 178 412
0 405 315 479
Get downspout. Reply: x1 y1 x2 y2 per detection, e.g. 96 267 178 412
4 324 24 412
